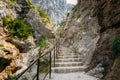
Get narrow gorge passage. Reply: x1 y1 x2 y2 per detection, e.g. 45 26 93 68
45 46 99 80
0 0 120 80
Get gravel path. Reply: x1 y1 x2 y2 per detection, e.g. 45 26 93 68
45 72 99 80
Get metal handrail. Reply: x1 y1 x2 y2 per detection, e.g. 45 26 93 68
15 39 60 80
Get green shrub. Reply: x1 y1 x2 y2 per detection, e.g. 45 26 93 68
36 8 54 25
25 0 33 8
0 44 4 50
5 76 15 80
40 66 49 73
59 21 66 27
36 36 48 47
37 8 50 24
2 18 33 40
2 17 12 27
10 19 33 40
9 0 16 3
21 77 28 80
40 58 49 73
77 14 81 19
67 13 69 17
112 35 120 53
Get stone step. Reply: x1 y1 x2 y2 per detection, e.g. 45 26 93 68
57 55 82 58
57 56 83 60
54 58 82 62
58 53 81 56
52 62 83 67
52 66 86 73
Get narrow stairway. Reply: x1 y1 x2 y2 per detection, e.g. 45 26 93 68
52 48 86 73
46 46 99 80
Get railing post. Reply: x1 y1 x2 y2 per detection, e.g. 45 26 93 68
37 59 40 80
58 39 60 54
49 51 52 79
54 46 55 67
56 39 58 58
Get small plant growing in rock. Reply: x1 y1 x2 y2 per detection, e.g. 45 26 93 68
5 76 15 80
25 0 33 8
112 35 120 53
40 57 49 73
0 44 4 47
36 36 48 48
36 8 54 25
2 17 33 40
21 76 28 80
77 14 81 19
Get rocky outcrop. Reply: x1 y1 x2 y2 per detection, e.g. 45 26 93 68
0 27 20 80
0 0 55 38
61 0 100 66
25 9 54 38
61 0 120 79
0 0 55 79
0 1 16 25
105 58 120 80
30 0 74 25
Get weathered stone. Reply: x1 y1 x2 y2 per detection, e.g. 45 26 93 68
0 1 16 19
0 53 3 58
30 0 74 25
61 0 120 80
25 9 55 38
87 63 104 78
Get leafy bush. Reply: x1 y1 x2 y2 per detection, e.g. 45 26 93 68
40 58 49 73
0 44 4 50
2 17 12 27
112 35 120 53
2 18 33 40
36 36 48 47
36 8 54 25
5 76 15 80
21 77 28 80
9 0 16 3
59 21 66 27
77 14 81 19
67 13 69 17
25 0 33 8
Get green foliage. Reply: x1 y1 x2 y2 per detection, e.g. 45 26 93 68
36 8 54 25
9 0 16 3
0 44 4 49
59 21 66 27
77 14 81 19
40 66 49 73
5 76 15 80
2 18 33 40
25 0 33 8
117 54 120 63
72 6 75 11
2 17 12 27
112 35 120 52
0 44 3 47
21 77 28 80
67 13 69 17
36 36 48 47
40 58 49 73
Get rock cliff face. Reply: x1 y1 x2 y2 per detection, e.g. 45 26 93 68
61 0 120 79
0 0 55 79
30 0 74 25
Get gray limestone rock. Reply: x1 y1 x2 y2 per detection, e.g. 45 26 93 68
30 0 74 25
87 63 104 78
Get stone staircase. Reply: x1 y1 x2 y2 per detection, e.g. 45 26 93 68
52 47 86 73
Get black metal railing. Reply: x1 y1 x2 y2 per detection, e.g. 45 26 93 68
14 39 60 80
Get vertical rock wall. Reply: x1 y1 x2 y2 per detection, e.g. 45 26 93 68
62 0 100 65
61 0 120 79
